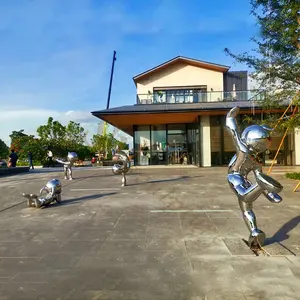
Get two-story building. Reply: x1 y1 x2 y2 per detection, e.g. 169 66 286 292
92 56 300 167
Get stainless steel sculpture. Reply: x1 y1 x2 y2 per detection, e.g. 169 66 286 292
22 179 62 208
56 152 78 180
112 150 131 186
226 106 283 249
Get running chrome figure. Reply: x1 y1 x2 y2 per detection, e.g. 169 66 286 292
112 150 131 186
226 106 283 249
22 179 62 208
56 152 78 180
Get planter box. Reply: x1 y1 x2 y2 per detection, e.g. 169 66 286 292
0 167 30 177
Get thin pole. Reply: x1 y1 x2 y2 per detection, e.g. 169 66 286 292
106 51 117 110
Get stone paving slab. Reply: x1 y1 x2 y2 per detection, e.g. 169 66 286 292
0 167 299 299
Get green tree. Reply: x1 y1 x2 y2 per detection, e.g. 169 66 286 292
225 0 300 131
65 121 86 151
36 117 66 155
92 133 129 158
0 139 9 159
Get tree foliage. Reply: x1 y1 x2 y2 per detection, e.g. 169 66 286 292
0 139 9 159
92 133 128 156
225 0 300 131
36 117 86 157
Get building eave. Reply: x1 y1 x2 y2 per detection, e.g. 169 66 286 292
132 56 231 85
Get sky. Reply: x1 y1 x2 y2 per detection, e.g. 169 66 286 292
0 0 259 147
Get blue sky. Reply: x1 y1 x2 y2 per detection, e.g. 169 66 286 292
0 0 258 146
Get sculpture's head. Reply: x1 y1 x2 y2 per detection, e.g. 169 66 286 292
67 152 78 163
241 124 272 153
45 179 62 194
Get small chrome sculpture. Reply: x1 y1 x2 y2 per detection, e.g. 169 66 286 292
226 107 283 249
56 152 78 180
112 150 131 186
22 179 62 208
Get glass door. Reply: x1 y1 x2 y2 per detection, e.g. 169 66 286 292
167 124 187 165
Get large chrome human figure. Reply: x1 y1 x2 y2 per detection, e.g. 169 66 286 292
226 106 283 248
112 150 131 186
22 179 62 208
56 152 78 180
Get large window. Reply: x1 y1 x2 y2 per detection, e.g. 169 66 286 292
134 125 150 166
153 87 207 104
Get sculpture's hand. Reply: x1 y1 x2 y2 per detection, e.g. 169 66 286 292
226 106 240 119
263 191 282 203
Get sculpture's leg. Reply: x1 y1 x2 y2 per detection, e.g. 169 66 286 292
122 172 126 187
56 194 62 203
68 167 73 180
238 200 266 248
64 166 68 180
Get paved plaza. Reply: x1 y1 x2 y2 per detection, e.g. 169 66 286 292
0 166 299 300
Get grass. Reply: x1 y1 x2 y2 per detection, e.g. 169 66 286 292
285 172 300 180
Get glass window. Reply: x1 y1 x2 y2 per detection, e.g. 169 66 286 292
167 124 186 135
134 125 150 166
151 125 167 165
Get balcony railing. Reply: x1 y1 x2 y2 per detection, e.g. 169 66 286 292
136 90 266 105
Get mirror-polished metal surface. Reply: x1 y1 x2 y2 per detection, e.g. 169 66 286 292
112 150 131 186
22 179 62 208
226 106 283 249
56 152 78 180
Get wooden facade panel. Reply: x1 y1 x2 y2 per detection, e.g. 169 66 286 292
223 128 235 152
210 126 221 152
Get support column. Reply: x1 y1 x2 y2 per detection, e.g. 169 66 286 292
200 115 211 167
294 128 300 165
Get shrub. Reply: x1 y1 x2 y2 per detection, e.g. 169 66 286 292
285 172 300 180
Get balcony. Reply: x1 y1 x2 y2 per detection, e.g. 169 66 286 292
136 90 266 105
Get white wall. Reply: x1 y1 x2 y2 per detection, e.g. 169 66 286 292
294 128 300 165
200 115 211 167
136 62 224 102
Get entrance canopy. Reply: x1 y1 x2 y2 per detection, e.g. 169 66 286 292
91 101 285 136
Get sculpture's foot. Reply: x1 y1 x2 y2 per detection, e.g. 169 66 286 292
266 192 282 203
64 176 68 180
22 193 38 207
248 229 266 249
69 177 73 181
56 194 62 203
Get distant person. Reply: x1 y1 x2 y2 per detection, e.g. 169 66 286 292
9 149 18 167
28 151 34 169
47 149 54 167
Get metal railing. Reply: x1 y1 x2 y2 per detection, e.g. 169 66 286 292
136 90 266 105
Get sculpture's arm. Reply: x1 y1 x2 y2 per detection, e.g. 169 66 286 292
226 107 248 154
56 158 71 166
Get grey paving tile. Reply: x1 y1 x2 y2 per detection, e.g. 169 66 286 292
185 237 231 257
180 217 219 237
0 242 24 257
70 227 113 241
40 253 81 270
145 238 185 251
109 225 147 240
20 241 62 257
210 218 249 237
99 240 145 253
222 238 255 256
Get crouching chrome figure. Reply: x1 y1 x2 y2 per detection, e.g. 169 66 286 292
112 150 131 186
56 152 78 180
22 179 62 208
226 106 283 249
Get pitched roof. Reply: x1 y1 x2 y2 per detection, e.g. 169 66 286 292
133 56 231 83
